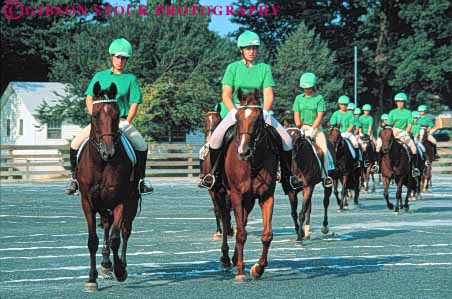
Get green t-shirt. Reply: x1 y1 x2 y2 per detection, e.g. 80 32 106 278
411 123 421 137
85 69 142 118
222 60 275 104
359 115 374 135
417 116 434 128
330 110 355 133
354 117 362 128
213 102 228 119
388 108 412 130
292 93 326 125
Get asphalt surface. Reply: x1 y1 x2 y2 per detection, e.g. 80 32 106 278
1 176 451 299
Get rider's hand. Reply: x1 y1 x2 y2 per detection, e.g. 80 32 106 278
119 120 130 131
305 127 314 138
263 110 270 121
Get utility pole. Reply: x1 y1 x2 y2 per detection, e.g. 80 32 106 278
354 46 358 107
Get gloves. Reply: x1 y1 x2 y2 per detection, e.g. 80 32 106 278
119 120 130 131
304 127 314 138
230 108 238 116
263 109 270 120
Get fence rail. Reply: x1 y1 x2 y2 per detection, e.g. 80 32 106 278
1 142 451 182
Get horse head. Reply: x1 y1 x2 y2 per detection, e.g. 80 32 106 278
204 111 221 142
327 125 343 152
90 82 120 162
419 126 428 144
235 88 263 161
380 126 394 154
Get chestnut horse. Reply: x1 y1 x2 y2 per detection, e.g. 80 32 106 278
328 127 361 210
419 126 434 192
201 109 233 239
77 82 140 291
287 128 333 242
360 134 379 193
380 127 416 212
219 88 279 282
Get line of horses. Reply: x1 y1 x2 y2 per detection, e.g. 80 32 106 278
75 84 436 290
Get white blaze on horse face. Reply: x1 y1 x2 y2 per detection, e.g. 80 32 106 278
238 134 248 155
244 109 252 119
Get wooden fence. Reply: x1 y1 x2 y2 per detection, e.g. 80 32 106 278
0 142 450 182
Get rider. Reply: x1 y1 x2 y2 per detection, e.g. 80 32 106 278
199 31 303 193
417 105 440 160
65 38 153 195
410 111 421 139
292 72 333 185
359 104 374 139
377 113 389 137
347 102 355 114
353 107 362 135
330 96 363 166
376 92 420 175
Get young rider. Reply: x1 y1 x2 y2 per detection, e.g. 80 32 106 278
199 31 303 193
65 38 153 195
359 104 374 139
417 105 440 160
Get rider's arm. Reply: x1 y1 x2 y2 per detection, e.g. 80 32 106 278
294 112 302 128
86 95 93 115
368 118 373 135
312 112 324 130
127 103 138 123
346 125 354 133
263 87 274 111
406 123 412 133
222 85 236 111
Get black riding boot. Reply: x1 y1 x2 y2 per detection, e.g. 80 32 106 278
411 154 420 177
434 144 440 160
64 148 79 195
280 151 303 194
198 148 222 190
136 150 153 194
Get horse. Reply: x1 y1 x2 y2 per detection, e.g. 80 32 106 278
419 126 434 192
380 127 416 212
359 134 378 193
77 82 140 291
200 109 233 239
287 128 333 242
327 127 361 210
219 88 279 282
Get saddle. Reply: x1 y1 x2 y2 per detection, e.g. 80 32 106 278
222 124 282 154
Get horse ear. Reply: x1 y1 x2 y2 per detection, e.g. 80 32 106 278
237 88 243 102
108 83 117 99
215 103 222 113
93 82 101 97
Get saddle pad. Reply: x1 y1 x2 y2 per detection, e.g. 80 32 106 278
306 138 323 175
396 140 411 162
343 138 356 159
77 138 90 163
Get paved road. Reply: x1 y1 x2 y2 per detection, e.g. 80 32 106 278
1 177 451 299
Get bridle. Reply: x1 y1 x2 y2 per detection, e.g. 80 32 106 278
90 97 122 154
235 104 264 156
381 127 394 154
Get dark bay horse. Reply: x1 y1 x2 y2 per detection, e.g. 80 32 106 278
380 127 416 212
360 134 378 193
77 82 140 291
287 128 332 242
419 127 434 193
328 127 361 210
220 88 279 282
200 110 233 239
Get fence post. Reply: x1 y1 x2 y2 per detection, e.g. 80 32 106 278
25 159 30 182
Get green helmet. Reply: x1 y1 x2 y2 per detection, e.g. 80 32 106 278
347 102 355 110
362 104 371 111
338 95 350 105
381 114 389 120
109 38 132 57
237 31 261 48
418 105 427 112
354 108 362 115
299 72 317 88
394 92 408 102
412 111 420 118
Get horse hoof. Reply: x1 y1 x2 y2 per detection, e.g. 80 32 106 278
115 270 128 282
212 232 222 240
250 264 262 280
394 211 400 216
321 226 329 234
100 266 113 279
235 275 247 283
387 204 394 210
83 282 98 292
336 209 343 213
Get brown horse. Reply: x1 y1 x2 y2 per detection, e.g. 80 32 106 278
287 128 333 242
77 82 140 291
360 134 378 193
219 88 279 282
419 127 433 193
380 127 416 212
200 109 233 239
328 127 361 210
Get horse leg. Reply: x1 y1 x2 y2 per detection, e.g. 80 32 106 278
340 176 348 210
333 180 340 207
216 192 231 269
99 213 113 279
383 176 394 210
230 191 248 282
118 201 138 283
371 173 376 193
297 186 312 241
322 186 332 234
110 204 126 282
288 191 299 235
81 198 99 292
354 173 360 205
304 195 313 239
394 179 403 213
210 191 222 240
250 195 274 280
404 185 411 212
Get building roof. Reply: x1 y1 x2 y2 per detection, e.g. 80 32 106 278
1 82 76 115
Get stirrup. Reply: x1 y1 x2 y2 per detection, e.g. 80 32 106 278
199 173 215 190
371 164 379 173
289 176 303 190
363 160 370 168
412 168 421 177
323 176 333 188
65 178 79 196
138 179 154 195
355 160 361 168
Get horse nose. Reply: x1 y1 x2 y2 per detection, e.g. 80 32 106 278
238 148 251 160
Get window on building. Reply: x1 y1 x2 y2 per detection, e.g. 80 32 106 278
6 119 10 137
19 119 23 136
47 120 62 139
